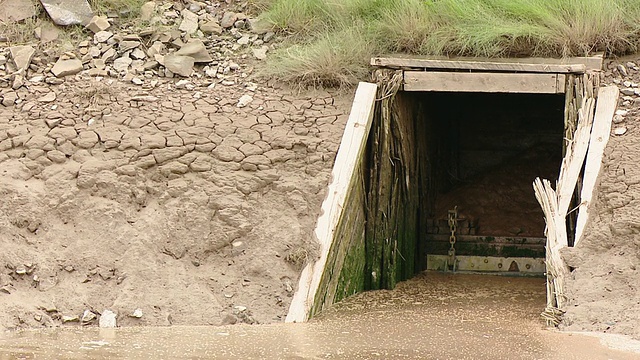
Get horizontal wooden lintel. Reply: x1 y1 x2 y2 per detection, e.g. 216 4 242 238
372 55 603 73
403 71 567 93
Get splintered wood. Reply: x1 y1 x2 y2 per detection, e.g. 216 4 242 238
534 80 619 326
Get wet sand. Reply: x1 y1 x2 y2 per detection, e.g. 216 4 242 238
1 272 638 359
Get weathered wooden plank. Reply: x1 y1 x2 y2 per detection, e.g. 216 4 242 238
372 55 604 73
574 86 619 246
403 72 565 93
286 82 378 323
557 97 595 215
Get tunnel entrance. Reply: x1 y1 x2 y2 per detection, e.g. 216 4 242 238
287 55 617 323
414 91 565 274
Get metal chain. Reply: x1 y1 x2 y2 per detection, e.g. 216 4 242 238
447 207 458 272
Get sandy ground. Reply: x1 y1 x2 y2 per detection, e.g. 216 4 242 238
561 57 640 340
0 73 351 330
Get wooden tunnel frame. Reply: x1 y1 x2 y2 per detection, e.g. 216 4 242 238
287 55 618 324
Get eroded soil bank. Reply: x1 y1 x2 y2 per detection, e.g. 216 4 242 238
0 74 351 330
561 57 640 340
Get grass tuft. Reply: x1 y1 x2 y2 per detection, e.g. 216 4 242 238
259 0 640 86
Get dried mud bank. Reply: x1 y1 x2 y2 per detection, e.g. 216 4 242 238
562 57 640 340
0 75 350 330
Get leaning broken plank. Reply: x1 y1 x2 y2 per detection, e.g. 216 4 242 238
403 72 566 93
574 86 620 246
372 55 604 73
557 97 596 215
286 82 378 323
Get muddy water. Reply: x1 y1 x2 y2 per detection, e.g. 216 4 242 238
1 272 638 360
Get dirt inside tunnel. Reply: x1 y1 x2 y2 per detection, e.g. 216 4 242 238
416 91 565 241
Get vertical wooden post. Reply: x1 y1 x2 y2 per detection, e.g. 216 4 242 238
574 86 619 245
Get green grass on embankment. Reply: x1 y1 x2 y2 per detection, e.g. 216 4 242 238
258 0 640 86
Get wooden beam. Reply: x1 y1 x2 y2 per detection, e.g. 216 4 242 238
403 72 566 93
372 55 603 73
574 86 619 246
286 82 378 323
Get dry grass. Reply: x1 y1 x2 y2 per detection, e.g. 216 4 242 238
259 0 640 86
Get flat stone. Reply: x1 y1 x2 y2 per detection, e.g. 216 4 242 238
0 0 36 22
237 94 253 108
85 15 110 33
62 315 79 323
220 11 237 28
621 88 636 96
81 310 97 324
10 45 36 71
112 56 132 72
131 48 146 60
93 30 113 43
200 21 222 35
40 0 94 26
119 40 140 52
248 18 269 35
178 9 198 34
263 32 275 43
140 1 156 21
129 308 143 318
35 22 61 43
2 91 17 107
99 309 117 328
51 58 83 77
237 36 250 45
252 46 268 61
176 40 212 63
163 54 194 77
613 127 627 136
38 92 57 103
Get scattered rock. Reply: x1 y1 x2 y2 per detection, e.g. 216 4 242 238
93 30 113 43
10 45 36 72
112 56 133 72
252 46 268 61
99 309 117 328
86 15 110 33
38 92 57 103
613 127 628 136
0 0 36 23
263 32 275 43
140 1 156 21
51 58 83 77
176 40 212 63
200 21 222 35
220 11 238 29
237 94 253 108
40 0 94 26
62 315 80 323
163 54 194 77
178 9 199 34
81 310 97 324
620 88 635 96
35 23 61 43
1 92 17 107
248 18 270 35
617 64 628 77
129 308 143 318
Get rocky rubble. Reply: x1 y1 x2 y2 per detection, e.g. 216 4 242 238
1 0 276 107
